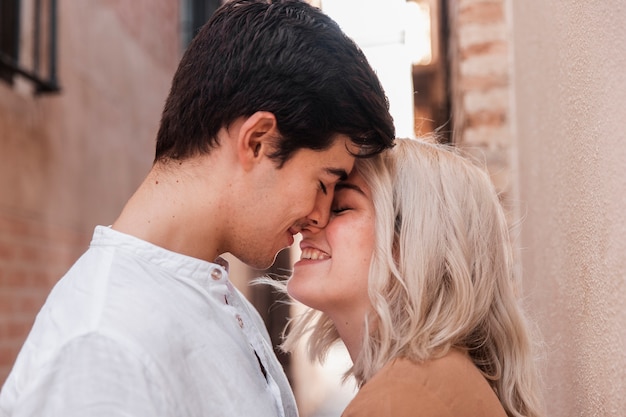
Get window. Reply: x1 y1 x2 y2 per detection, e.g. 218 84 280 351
321 0 451 141
180 0 222 49
0 0 60 94
0 0 19 84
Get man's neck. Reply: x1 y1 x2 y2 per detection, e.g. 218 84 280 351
112 156 232 262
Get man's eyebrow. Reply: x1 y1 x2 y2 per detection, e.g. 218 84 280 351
325 168 349 181
335 182 366 196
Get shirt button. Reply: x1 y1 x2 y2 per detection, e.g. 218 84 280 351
236 314 244 328
210 268 223 281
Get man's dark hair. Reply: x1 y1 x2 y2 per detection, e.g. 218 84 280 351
155 0 395 166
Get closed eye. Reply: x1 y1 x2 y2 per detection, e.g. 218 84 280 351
331 206 350 214
319 181 328 195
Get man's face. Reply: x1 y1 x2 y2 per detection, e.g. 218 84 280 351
231 135 358 269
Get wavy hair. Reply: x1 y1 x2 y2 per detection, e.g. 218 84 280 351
282 138 544 417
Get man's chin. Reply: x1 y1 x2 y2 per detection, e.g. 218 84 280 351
239 253 279 272
233 245 295 271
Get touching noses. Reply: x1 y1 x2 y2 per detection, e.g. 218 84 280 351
305 187 334 229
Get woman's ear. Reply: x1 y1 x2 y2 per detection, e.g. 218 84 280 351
236 111 278 170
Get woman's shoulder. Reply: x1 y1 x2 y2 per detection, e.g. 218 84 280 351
341 350 507 417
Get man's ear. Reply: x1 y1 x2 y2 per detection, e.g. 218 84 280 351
237 111 278 170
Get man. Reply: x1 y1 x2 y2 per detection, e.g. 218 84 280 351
0 1 394 416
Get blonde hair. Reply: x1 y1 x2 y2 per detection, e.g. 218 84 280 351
282 138 544 417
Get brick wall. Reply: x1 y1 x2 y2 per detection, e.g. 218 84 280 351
447 0 515 203
0 213 90 381
0 0 179 384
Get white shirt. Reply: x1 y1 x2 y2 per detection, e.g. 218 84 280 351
0 226 298 417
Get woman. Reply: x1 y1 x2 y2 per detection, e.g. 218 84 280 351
284 138 544 417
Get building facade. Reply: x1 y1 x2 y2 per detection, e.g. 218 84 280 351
448 0 626 415
0 0 179 381
1 1 625 416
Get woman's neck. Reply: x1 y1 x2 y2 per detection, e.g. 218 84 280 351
330 313 369 364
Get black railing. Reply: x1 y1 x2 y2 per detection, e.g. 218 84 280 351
0 0 60 94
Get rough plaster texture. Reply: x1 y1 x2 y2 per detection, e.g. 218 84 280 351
509 1 626 415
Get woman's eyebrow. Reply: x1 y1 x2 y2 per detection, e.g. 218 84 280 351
335 182 366 196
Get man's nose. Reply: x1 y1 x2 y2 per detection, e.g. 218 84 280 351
305 189 333 229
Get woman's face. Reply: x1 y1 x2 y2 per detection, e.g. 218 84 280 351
288 168 376 325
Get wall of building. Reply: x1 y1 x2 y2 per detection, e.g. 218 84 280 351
447 0 514 199
509 1 626 415
0 0 179 383
449 0 626 415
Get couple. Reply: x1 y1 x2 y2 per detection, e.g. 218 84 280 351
0 1 542 417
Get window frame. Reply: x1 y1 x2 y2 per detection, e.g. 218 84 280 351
0 0 60 94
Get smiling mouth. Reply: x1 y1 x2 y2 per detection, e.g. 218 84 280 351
300 247 330 260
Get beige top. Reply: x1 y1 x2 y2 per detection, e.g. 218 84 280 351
342 349 507 417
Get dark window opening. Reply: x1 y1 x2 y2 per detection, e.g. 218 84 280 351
410 0 451 143
0 0 60 94
0 0 20 84
181 0 222 49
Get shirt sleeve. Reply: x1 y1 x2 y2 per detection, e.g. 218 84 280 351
11 332 171 417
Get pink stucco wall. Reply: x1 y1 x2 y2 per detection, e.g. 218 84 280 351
509 1 626 415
